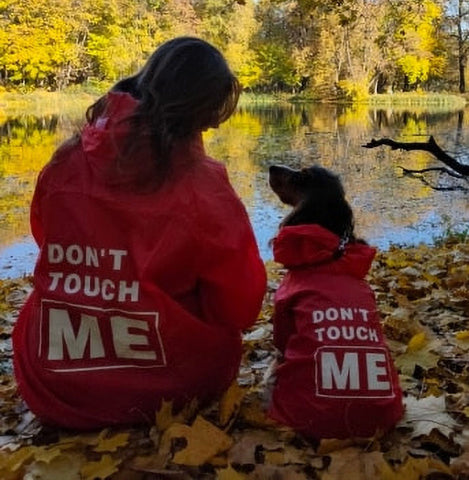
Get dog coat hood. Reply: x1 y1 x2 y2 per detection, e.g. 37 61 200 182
13 91 266 429
272 224 376 278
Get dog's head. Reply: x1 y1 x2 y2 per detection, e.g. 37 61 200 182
269 164 355 240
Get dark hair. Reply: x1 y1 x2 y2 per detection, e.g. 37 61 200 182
87 37 241 186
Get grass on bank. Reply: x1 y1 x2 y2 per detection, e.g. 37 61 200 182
0 90 98 117
367 92 467 108
1 89 467 115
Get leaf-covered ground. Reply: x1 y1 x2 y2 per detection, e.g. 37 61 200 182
0 239 468 480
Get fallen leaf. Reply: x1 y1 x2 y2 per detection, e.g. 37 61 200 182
395 338 441 376
321 448 395 480
24 452 85 480
155 399 198 432
155 400 179 432
246 464 309 479
32 445 65 464
80 454 121 480
219 382 247 427
396 456 451 479
455 330 469 341
399 395 460 438
317 438 357 455
93 432 129 452
0 446 36 472
161 416 232 466
407 332 427 352
217 464 247 480
130 454 171 473
239 400 279 429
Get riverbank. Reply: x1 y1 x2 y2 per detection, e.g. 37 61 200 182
0 239 468 478
1 89 467 114
0 90 97 118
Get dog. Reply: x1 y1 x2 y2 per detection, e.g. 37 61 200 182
267 164 403 440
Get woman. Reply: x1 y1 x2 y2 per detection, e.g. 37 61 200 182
13 37 266 430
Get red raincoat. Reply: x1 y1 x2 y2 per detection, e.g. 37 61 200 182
13 92 266 429
269 224 403 439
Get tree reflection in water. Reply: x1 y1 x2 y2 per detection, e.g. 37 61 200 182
1 103 468 278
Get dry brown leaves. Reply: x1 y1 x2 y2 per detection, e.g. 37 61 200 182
0 239 468 479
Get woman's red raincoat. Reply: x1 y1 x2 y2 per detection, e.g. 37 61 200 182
13 92 266 429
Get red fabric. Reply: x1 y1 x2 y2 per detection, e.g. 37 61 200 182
269 225 403 439
13 92 266 430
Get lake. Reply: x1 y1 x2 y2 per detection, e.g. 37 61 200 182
1 100 468 279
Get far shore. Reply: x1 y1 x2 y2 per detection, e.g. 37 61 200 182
0 89 467 116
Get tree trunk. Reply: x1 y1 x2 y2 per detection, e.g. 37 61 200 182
458 0 466 93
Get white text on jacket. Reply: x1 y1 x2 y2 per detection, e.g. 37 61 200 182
46 243 140 302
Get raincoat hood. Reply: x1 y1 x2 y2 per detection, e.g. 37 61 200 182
82 91 139 160
272 224 376 278
80 91 205 185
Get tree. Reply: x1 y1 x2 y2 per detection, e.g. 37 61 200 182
377 0 446 91
444 0 469 92
223 0 262 89
0 0 81 89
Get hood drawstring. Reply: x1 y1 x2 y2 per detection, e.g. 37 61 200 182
333 233 350 260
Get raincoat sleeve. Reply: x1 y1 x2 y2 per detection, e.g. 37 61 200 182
30 170 46 246
199 229 266 330
195 168 266 330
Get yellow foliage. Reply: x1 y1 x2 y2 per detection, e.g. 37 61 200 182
406 332 427 352
219 381 248 427
395 456 451 479
217 464 247 480
321 448 395 480
154 398 198 432
93 432 129 453
79 454 121 480
455 330 469 341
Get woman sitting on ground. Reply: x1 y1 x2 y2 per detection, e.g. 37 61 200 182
13 37 266 430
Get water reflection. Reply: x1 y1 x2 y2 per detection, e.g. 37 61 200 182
1 103 468 278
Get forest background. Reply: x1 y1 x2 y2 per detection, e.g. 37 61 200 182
2 0 469 101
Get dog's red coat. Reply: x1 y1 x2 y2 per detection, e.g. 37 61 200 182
269 224 403 439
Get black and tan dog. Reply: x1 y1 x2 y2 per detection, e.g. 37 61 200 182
266 164 403 440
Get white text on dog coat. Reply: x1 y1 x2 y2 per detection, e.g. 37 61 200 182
312 307 380 343
315 346 394 398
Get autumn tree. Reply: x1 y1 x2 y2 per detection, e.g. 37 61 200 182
0 0 80 89
377 0 446 91
252 0 311 92
443 0 469 92
0 0 465 96
223 0 262 90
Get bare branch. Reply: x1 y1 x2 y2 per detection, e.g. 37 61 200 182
398 166 465 179
363 136 469 176
398 167 469 192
